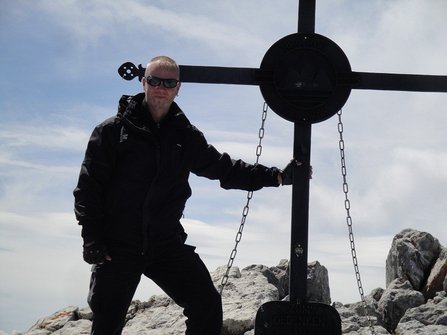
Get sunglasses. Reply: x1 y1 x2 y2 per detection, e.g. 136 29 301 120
145 75 179 88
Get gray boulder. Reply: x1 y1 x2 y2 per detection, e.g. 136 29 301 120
395 291 447 335
386 228 441 290
334 288 387 335
16 229 447 335
266 259 331 304
26 306 79 335
122 297 185 335
377 278 425 332
307 261 331 304
20 261 330 335
422 247 447 299
268 258 289 299
215 264 279 334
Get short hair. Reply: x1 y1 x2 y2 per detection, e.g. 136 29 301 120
146 56 180 78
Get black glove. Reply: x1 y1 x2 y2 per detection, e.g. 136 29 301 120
280 159 313 185
82 240 111 265
281 159 300 185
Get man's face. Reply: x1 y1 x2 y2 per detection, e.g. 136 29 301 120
143 62 180 114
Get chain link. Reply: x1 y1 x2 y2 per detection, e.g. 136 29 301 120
337 109 377 335
219 102 268 294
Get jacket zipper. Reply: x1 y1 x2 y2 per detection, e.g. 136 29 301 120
141 136 161 256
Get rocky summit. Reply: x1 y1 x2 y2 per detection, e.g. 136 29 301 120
15 229 447 334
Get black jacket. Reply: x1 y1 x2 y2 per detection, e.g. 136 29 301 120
74 93 280 256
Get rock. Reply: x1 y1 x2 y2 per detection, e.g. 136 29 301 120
266 259 331 304
335 288 387 334
122 297 185 335
422 247 447 299
22 331 50 335
386 229 441 290
27 306 78 334
377 278 425 332
333 301 389 334
395 291 447 334
76 307 92 321
19 229 447 335
307 261 331 304
268 259 289 300
343 292 380 319
395 322 447 335
217 264 279 335
211 265 241 283
343 328 390 335
50 320 91 335
396 292 447 334
22 330 50 335
21 261 329 335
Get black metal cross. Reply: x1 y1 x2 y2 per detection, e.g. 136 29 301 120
118 1 447 333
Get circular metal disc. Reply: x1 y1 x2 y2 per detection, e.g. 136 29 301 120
260 33 352 124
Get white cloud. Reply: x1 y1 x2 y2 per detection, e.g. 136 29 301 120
0 210 88 333
0 125 88 152
0 123 89 223
35 0 267 61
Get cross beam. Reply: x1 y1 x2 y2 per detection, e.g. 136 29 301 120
118 0 447 333
119 63 447 92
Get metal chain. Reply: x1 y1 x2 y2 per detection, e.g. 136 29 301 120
337 109 377 335
219 102 269 295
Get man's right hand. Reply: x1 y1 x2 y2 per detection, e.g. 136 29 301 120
82 241 112 264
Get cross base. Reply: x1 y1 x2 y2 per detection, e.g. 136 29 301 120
255 301 341 335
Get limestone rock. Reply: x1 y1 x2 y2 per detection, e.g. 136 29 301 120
334 301 389 334
307 261 331 304
26 306 78 334
334 287 390 334
395 322 447 335
50 320 91 335
17 229 447 335
265 259 331 304
343 287 383 319
268 259 289 299
217 264 279 334
396 292 447 334
122 297 185 335
377 278 425 332
386 228 441 290
395 291 447 334
422 247 447 299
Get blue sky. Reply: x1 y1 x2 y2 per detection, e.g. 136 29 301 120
1 0 447 333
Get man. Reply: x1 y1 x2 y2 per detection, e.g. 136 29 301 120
74 56 293 334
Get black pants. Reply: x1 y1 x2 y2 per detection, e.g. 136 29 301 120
87 243 222 335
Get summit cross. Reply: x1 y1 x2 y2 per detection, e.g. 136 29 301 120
118 1 447 333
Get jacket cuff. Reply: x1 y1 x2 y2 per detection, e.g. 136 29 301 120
268 167 282 187
80 222 102 243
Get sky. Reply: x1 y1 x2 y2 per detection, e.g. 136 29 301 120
1 0 447 333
